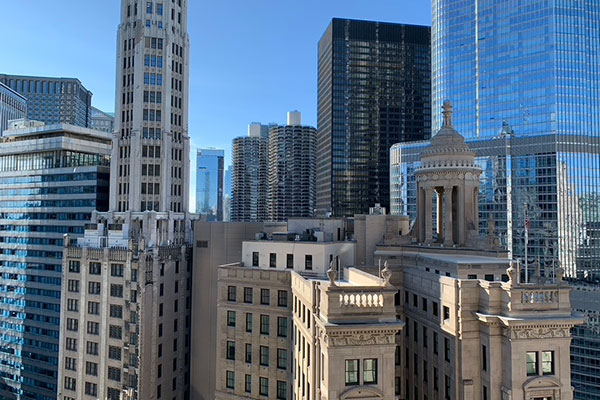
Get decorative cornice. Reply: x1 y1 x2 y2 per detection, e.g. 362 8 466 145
503 326 571 340
323 328 400 347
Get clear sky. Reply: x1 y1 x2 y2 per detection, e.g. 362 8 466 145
1 0 431 209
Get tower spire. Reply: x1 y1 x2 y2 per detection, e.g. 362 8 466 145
442 100 453 128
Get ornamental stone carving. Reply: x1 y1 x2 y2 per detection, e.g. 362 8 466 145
505 327 571 340
323 330 398 347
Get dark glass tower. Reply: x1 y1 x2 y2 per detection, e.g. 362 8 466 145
316 18 431 217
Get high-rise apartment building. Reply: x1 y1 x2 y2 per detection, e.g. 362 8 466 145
196 148 224 220
267 111 316 221
0 82 27 134
91 106 115 133
58 1 194 399
0 74 93 128
431 0 600 139
0 121 111 400
231 123 271 222
316 18 431 217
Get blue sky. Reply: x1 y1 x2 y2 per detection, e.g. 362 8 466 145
1 1 431 209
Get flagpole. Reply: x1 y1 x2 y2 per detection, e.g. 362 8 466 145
524 202 528 283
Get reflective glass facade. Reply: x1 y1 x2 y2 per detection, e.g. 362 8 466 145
196 148 224 220
0 125 110 399
0 82 27 134
391 132 600 279
432 0 600 138
0 75 92 128
316 19 431 217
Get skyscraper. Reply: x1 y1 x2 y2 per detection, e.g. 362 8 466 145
267 111 316 221
196 148 224 220
0 74 93 128
0 81 27 134
432 0 600 138
223 165 233 221
91 106 115 133
0 121 111 400
316 18 431 217
231 123 270 222
58 1 194 399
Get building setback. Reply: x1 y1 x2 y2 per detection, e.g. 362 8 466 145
0 122 111 399
57 0 195 399
267 111 316 221
196 148 224 220
0 74 93 128
0 82 27 134
316 18 431 217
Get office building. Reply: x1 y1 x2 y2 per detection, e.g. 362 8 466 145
90 106 115 133
231 124 271 222
0 74 93 128
432 0 600 138
0 122 111 400
0 81 27 134
58 1 194 399
390 126 600 279
571 283 600 399
267 111 316 221
316 18 431 217
196 148 224 220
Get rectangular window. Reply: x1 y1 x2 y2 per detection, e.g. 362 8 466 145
542 351 554 375
85 382 98 396
286 254 293 269
277 380 287 400
110 284 123 298
86 341 98 355
422 297 428 311
259 377 269 396
245 343 252 363
67 299 78 312
305 254 312 270
65 356 76 371
66 337 77 351
87 321 99 335
445 375 451 399
110 263 124 277
226 370 234 389
278 290 288 307
433 332 439 354
109 346 122 360
345 359 359 385
260 315 269 335
108 366 121 382
87 301 100 315
85 361 98 376
227 310 236 327
482 345 487 371
252 252 259 266
433 301 439 316
226 341 235 360
443 306 450 321
363 359 377 384
109 325 122 339
245 313 253 332
244 287 253 303
227 285 236 302
444 338 450 361
68 260 80 273
67 280 79 293
110 304 123 319
66 318 78 332
146 1 153 13
277 348 287 369
245 374 252 393
259 346 269 366
89 262 101 275
260 288 270 305
277 317 288 337
526 351 538 376
269 253 277 268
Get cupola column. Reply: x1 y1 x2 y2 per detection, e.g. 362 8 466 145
436 187 444 241
458 185 465 245
443 185 454 246
424 187 433 243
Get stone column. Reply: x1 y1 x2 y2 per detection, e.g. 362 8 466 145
458 185 465 245
417 184 424 243
436 187 444 242
444 185 454 246
424 187 433 243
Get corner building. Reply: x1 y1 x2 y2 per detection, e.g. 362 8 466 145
57 1 195 399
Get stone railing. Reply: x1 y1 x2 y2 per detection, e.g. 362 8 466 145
521 290 558 304
339 292 385 308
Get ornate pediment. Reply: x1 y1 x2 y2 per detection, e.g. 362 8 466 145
340 386 384 399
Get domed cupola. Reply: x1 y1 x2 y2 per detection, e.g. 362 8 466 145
414 101 482 247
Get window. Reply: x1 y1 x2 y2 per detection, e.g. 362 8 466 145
66 337 77 351
227 286 236 302
111 263 124 277
85 361 98 376
423 326 428 348
277 317 288 337
483 385 488 400
110 304 123 318
88 301 100 315
434 367 439 391
278 290 288 307
444 338 450 361
305 254 313 270
245 344 252 363
433 301 439 316
244 287 253 303
277 380 287 399
422 297 428 312
109 325 122 339
433 332 439 354
443 306 450 321
108 367 121 382
64 357 76 371
413 293 418 307
109 346 122 361
245 313 253 332
259 346 269 366
226 370 235 389
226 341 235 360
89 262 101 275
484 274 494 281
424 360 429 382
146 1 153 14
86 341 98 355
363 359 377 384
395 376 401 395
252 252 259 266
110 284 123 298
345 359 359 385
286 254 293 269
526 351 538 376
542 351 554 375
395 346 401 365
260 289 270 305
259 377 269 396
269 253 276 268
66 318 78 332
88 281 100 295
87 321 99 335
260 315 269 335
444 375 451 399
245 374 252 393
277 348 287 369
64 376 76 391
227 311 236 327
482 345 487 371
67 279 79 292
68 260 80 273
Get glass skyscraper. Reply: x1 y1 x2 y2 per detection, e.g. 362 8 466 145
316 18 431 217
196 148 224 220
0 122 110 399
432 0 600 138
